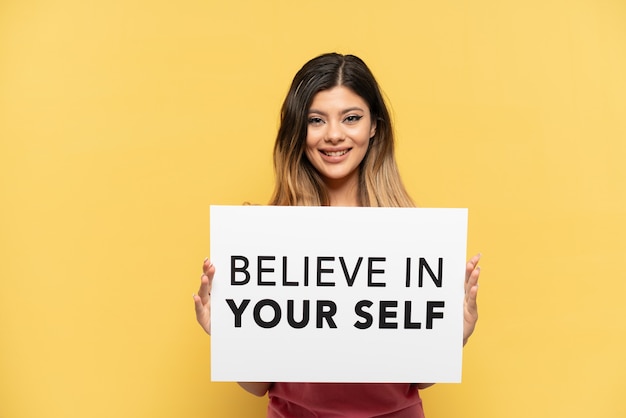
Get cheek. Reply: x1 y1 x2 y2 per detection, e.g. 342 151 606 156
304 136 315 154
357 126 374 146
306 127 321 145
305 130 325 155
303 142 318 164
304 147 315 161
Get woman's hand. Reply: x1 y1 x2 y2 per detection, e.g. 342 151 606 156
193 258 215 335
463 253 481 345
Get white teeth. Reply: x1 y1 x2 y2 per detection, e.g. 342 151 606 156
323 150 348 157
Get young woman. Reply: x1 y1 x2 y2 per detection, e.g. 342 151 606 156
193 53 481 417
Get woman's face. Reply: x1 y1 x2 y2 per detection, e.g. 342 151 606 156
305 86 376 189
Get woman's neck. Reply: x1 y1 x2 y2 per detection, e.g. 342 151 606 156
324 171 360 207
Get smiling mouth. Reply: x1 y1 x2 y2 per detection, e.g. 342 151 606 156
321 149 350 157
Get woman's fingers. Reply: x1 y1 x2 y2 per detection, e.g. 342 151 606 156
198 258 215 304
194 258 215 335
202 257 211 275
462 255 481 344
466 267 479 309
193 291 212 335
193 293 205 316
465 253 481 282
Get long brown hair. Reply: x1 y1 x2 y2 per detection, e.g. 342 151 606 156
269 53 414 207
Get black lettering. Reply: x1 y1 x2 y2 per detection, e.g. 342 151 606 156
419 257 443 287
367 257 386 287
340 257 363 287
253 299 281 328
287 299 310 328
231 256 250 285
379 300 398 329
226 299 250 327
426 301 445 329
316 300 337 328
304 256 309 286
403 300 421 329
282 256 298 286
257 256 276 286
317 257 335 286
354 300 373 329
405 257 411 287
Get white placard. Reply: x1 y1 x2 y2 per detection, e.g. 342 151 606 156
210 205 468 383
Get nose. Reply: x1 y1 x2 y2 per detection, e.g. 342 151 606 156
324 121 344 144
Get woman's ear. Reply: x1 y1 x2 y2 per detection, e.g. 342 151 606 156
370 119 377 139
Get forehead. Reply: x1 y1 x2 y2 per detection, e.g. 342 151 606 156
309 86 369 111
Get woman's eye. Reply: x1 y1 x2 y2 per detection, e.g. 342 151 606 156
308 117 324 125
344 115 363 123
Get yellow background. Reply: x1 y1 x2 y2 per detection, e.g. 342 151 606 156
1 1 625 417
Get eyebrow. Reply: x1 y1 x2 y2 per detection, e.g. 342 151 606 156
308 107 365 116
